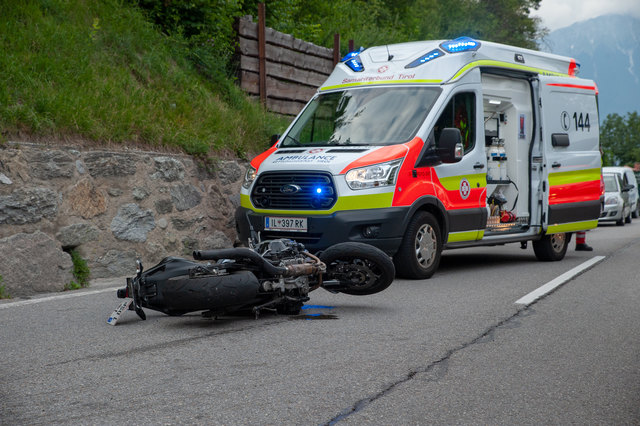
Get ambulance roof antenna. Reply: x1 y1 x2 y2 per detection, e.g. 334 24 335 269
386 45 394 61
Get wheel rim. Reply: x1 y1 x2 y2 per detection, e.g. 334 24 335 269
329 258 381 290
549 233 566 253
415 223 437 268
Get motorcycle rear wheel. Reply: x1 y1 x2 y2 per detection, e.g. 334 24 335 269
320 242 395 295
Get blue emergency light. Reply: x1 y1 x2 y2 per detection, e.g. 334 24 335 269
341 49 365 72
440 37 480 53
405 48 444 68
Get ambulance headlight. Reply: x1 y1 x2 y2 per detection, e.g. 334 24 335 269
242 166 257 189
345 159 402 190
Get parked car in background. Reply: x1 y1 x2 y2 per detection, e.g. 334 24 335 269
603 166 639 218
599 172 632 226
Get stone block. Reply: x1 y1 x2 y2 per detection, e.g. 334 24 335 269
0 231 73 296
110 203 156 242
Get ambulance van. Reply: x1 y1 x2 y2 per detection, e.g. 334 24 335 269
235 37 602 279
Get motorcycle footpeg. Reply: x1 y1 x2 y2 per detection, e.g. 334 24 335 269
320 280 344 293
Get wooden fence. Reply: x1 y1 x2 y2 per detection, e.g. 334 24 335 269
236 6 342 116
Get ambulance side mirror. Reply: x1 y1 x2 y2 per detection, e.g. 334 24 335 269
437 128 464 163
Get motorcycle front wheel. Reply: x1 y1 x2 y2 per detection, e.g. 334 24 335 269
319 242 395 295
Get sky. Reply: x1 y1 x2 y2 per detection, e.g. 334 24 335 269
530 0 640 32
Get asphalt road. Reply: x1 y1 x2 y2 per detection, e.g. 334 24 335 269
1 223 638 425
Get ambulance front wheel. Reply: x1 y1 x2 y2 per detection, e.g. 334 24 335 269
393 211 442 279
532 232 568 261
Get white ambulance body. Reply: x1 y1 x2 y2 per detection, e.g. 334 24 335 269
236 37 602 279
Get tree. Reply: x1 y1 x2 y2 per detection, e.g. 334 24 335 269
600 112 640 167
262 0 546 51
130 0 547 78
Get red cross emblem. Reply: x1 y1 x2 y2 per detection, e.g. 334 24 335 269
460 178 471 200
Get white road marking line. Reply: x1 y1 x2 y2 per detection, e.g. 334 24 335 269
515 256 606 305
0 286 122 310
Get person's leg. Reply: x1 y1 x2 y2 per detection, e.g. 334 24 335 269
575 231 593 251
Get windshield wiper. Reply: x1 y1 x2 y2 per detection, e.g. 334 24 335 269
282 135 302 147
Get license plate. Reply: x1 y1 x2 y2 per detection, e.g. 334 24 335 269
265 216 307 232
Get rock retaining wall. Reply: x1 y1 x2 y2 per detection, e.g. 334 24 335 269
0 142 247 296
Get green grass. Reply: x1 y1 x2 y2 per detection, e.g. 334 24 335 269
64 281 82 291
0 274 10 299
0 0 289 157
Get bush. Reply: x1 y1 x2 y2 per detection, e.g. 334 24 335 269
70 249 91 288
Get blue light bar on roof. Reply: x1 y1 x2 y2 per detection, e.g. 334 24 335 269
440 37 480 53
405 48 444 69
341 50 361 61
341 48 365 72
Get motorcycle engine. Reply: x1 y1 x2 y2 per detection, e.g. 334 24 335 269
255 239 312 294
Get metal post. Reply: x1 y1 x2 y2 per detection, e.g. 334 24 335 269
258 3 266 105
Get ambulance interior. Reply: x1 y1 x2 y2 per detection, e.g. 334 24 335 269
481 74 533 233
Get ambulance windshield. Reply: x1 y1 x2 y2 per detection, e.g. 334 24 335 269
282 86 441 147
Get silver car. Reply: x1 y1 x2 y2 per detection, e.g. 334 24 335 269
599 172 631 226
602 166 639 218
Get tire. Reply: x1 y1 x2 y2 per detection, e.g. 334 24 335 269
616 217 625 226
632 203 639 219
625 209 632 223
532 232 568 261
393 211 442 279
319 242 395 295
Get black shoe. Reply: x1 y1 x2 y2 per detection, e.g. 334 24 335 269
575 243 593 251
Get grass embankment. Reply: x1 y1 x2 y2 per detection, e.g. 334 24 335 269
0 0 289 157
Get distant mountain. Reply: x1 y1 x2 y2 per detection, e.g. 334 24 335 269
540 14 640 120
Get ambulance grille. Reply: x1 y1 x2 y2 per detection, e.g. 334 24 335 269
251 172 337 210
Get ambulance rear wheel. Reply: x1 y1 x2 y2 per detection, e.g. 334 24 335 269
532 232 568 261
394 211 442 279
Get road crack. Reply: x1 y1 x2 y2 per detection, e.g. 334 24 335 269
324 306 533 425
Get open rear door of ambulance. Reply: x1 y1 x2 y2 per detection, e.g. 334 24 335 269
539 75 601 234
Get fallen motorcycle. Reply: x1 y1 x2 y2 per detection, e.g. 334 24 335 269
107 239 395 325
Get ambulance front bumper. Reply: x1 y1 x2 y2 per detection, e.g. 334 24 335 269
235 206 408 255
